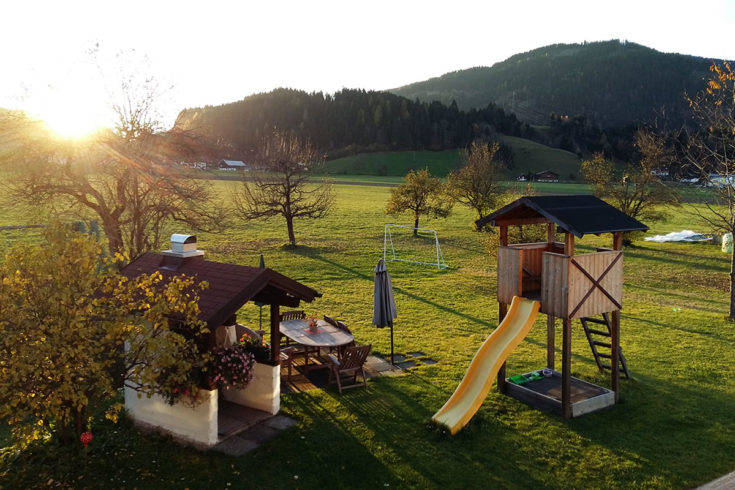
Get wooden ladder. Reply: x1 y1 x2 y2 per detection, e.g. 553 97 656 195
580 313 631 379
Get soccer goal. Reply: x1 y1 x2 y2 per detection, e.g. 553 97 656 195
0 224 46 253
383 224 448 270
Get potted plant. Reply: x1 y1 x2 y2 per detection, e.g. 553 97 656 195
307 315 318 330
206 344 255 390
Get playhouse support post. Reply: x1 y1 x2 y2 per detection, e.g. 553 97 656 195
611 231 623 402
547 315 555 370
270 303 281 365
497 302 508 394
497 224 509 394
561 317 572 419
611 309 620 402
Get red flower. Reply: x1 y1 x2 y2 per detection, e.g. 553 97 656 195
80 432 93 448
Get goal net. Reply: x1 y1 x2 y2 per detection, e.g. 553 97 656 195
383 224 447 270
0 225 46 253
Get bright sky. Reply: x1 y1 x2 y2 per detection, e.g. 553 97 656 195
2 0 734 135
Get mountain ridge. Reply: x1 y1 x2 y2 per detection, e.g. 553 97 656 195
390 40 719 127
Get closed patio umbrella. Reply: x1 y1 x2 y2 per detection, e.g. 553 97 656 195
255 254 266 330
373 258 398 365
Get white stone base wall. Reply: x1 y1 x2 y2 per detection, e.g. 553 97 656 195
124 387 218 447
222 362 280 415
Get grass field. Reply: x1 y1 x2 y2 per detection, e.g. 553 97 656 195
325 150 462 177
325 137 582 180
2 180 735 488
495 135 582 179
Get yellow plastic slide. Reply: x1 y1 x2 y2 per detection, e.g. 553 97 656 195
432 296 540 435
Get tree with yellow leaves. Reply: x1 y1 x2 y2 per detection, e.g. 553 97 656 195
684 61 735 318
0 223 208 447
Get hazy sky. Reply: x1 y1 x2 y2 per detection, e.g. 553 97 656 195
2 0 734 133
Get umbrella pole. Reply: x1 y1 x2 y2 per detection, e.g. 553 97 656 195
390 322 394 365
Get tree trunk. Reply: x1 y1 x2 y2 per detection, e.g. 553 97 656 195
413 214 419 236
74 407 85 442
475 212 484 231
286 215 296 246
730 240 735 319
101 217 124 259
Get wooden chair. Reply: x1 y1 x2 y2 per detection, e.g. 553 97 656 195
236 324 263 343
328 344 371 394
279 310 306 347
279 346 298 382
280 310 306 321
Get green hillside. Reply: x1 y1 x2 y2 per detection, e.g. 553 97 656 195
325 150 461 177
391 40 716 127
326 137 582 180
495 135 581 179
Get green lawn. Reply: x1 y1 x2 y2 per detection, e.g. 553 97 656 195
324 137 583 181
2 181 735 488
495 135 582 180
325 150 462 177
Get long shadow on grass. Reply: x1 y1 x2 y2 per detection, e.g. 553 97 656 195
279 390 407 487
631 243 729 264
564 370 735 488
291 377 553 488
300 251 558 354
293 250 498 331
625 283 729 308
622 313 735 345
623 247 728 273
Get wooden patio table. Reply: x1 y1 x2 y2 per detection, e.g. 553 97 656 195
279 319 354 372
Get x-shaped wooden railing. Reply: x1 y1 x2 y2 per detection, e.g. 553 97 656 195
569 252 622 318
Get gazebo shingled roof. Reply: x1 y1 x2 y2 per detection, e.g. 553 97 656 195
476 195 649 238
121 252 321 329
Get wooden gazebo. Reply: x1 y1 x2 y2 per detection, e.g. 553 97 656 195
476 195 648 418
121 236 321 365
119 234 322 446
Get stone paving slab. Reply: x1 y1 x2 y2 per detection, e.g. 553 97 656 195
212 436 259 457
212 413 297 457
698 470 735 489
265 415 298 431
218 402 272 439
364 355 403 377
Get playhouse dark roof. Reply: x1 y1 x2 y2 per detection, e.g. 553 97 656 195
476 195 649 238
120 253 321 328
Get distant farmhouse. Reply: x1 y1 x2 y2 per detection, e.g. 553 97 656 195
535 170 559 182
218 159 250 171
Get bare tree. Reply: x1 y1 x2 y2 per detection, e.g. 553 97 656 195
386 168 452 234
232 132 334 247
684 62 735 318
581 129 679 226
447 141 504 230
6 74 224 260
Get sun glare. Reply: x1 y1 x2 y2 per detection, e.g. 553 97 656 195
38 104 104 139
26 75 109 140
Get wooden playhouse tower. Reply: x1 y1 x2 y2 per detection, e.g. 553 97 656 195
476 195 648 418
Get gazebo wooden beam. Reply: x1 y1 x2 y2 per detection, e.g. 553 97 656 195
270 303 281 365
494 217 550 226
252 288 301 308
